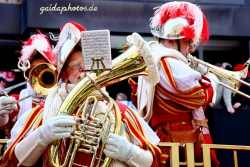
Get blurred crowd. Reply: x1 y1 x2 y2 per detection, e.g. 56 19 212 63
214 62 250 114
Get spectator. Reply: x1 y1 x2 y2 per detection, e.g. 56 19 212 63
214 63 238 114
222 62 233 70
232 63 250 108
116 92 137 111
116 92 127 101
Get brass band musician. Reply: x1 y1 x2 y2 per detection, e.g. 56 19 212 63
132 1 220 166
2 22 161 167
0 32 56 136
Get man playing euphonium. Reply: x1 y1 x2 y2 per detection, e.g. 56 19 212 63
2 22 162 167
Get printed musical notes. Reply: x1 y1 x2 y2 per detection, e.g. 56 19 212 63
81 30 112 73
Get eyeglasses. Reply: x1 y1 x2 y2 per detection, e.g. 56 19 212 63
68 61 83 69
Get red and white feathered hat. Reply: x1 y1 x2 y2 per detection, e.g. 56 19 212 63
54 22 86 78
18 31 56 72
150 1 210 46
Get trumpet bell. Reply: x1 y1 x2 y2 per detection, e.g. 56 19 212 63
29 63 58 95
188 54 250 99
209 66 248 90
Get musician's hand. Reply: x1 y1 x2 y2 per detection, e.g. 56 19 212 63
188 55 209 75
37 115 75 146
104 133 134 163
0 96 17 116
194 64 209 75
227 108 235 114
233 102 241 109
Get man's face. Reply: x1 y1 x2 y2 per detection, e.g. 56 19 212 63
163 38 196 58
0 80 7 88
176 39 195 58
26 58 48 78
116 95 123 101
63 50 84 84
30 58 48 71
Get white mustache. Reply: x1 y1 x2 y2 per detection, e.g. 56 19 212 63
77 72 86 81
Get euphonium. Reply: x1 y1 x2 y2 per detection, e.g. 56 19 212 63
48 34 155 167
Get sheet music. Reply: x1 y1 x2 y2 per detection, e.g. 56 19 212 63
81 30 112 71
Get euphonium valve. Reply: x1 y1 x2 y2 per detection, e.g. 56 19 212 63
50 75 121 167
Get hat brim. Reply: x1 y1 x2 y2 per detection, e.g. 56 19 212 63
57 39 81 80
56 23 82 79
35 49 53 64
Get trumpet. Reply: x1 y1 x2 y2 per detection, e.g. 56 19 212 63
0 63 58 111
187 54 250 99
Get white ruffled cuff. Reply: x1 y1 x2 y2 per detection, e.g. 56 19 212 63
127 33 160 85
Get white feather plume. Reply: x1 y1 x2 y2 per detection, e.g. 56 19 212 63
149 1 205 45
21 34 51 61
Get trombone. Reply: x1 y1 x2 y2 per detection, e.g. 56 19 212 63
187 55 250 99
0 63 58 111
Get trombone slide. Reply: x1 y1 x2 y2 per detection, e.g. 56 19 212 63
0 81 27 96
219 82 250 99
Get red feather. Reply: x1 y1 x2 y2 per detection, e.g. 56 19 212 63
25 38 33 46
201 13 210 44
180 26 195 40
43 50 56 66
153 2 209 44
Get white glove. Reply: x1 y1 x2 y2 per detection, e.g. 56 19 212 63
205 72 219 106
194 64 209 75
188 55 209 75
189 59 208 76
104 133 134 163
37 114 75 146
0 96 17 115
